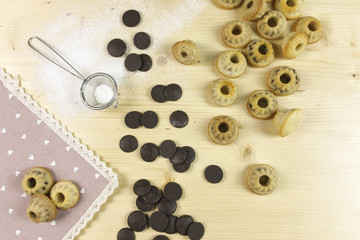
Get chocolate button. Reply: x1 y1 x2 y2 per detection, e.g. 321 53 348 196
172 163 191 173
125 111 142 129
151 85 167 103
165 215 178 234
163 182 183 202
119 135 138 153
149 211 169 232
134 32 151 50
122 9 141 27
175 215 194 236
184 146 196 164
125 53 142 72
140 143 159 162
153 235 169 240
133 179 151 196
139 54 153 72
107 38 127 57
140 111 158 129
164 83 182 101
169 147 187 165
204 165 223 184
127 210 148 232
159 140 177 158
142 185 162 204
157 197 177 215
188 222 205 240
117 228 135 240
170 110 189 128
136 196 156 212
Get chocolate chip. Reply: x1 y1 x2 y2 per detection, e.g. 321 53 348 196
157 197 177 215
117 228 135 240
119 135 138 153
133 179 151 196
169 147 187 165
164 83 182 101
183 146 196 164
159 140 177 158
127 210 148 232
165 215 178 234
107 38 127 57
142 185 162 204
134 32 151 50
140 143 159 162
136 196 156 212
125 53 142 72
170 110 189 128
140 111 158 129
151 85 167 103
172 163 191 173
163 182 183 202
139 54 153 72
204 165 223 184
149 211 169 232
125 111 142 129
188 222 205 240
175 215 194 236
122 9 141 27
153 235 169 240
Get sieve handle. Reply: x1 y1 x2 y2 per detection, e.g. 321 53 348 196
28 36 85 81
110 98 118 108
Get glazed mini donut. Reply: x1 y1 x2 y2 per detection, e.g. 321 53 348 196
246 164 278 195
256 10 287 40
266 66 300 96
273 108 303 137
208 78 238 107
292 16 324 44
239 0 267 21
208 115 239 145
246 90 278 119
216 50 247 78
22 167 54 196
274 0 304 20
27 193 57 223
172 40 200 65
50 180 80 210
221 20 252 49
245 39 275 67
215 0 243 9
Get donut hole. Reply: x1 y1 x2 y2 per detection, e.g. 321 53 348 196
295 43 304 51
286 0 296 7
247 1 253 8
220 85 230 95
230 55 239 64
232 25 242 35
258 44 268 55
181 52 188 59
56 192 65 203
218 122 229 133
29 211 37 220
280 73 291 84
257 97 269 108
259 175 270 186
308 21 317 31
27 178 37 189
267 17 278 28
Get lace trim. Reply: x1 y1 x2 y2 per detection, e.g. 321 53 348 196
0 68 119 240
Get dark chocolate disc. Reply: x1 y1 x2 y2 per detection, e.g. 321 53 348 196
149 211 169 232
169 147 187 165
188 222 205 240
134 32 151 50
122 9 141 27
127 210 148 232
139 54 153 72
117 228 135 240
175 215 194 236
125 53 142 72
172 163 191 173
119 135 138 153
159 140 177 158
125 111 142 129
133 179 151 196
170 110 189 128
183 146 196 164
142 185 162 204
140 143 159 162
165 215 178 234
136 196 156 212
163 182 183 202
151 85 166 103
164 84 182 101
204 165 223 184
107 38 127 57
157 197 177 215
153 235 169 240
140 111 158 129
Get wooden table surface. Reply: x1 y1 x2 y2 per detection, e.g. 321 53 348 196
1 0 360 239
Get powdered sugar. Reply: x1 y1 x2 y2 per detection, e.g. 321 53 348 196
94 84 114 105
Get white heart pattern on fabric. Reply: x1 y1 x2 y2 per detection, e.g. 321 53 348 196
37 119 42 125
16 114 21 119
15 171 20 176
1 186 5 191
29 155 34 160
66 146 71 151
95 173 100 179
80 188 85 194
9 209 14 214
50 220 56 226
50 161 56 166
73 167 79 173
44 140 50 145
21 193 27 197
16 230 21 236
8 150 13 155
21 134 26 139
1 128 5 133
9 93 14 99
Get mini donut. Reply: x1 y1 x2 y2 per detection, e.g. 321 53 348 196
273 32 308 59
239 0 267 21
208 115 239 145
216 50 247 78
50 180 80 210
215 0 243 9
22 167 54 196
256 10 287 40
246 90 278 119
266 66 300 96
274 0 304 20
273 108 303 137
292 16 324 44
172 40 200 65
208 78 238 107
245 39 275 67
27 193 57 223
246 164 278 195
221 20 252 48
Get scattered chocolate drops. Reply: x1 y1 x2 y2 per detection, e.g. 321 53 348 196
134 32 151 50
170 110 189 128
136 196 155 212
117 228 135 240
140 143 159 162
204 165 223 184
127 210 148 232
124 111 142 129
122 9 141 27
149 211 169 232
163 182 183 202
133 179 151 196
142 185 162 204
151 85 167 103
164 83 182 101
188 222 205 240
153 235 169 240
119 135 138 153
175 215 194 236
125 53 142 72
159 140 177 158
157 197 177 215
140 110 159 129
107 38 127 57
139 54 153 72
